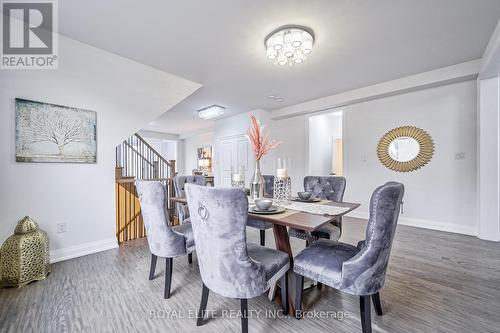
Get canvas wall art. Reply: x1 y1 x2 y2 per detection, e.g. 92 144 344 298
15 98 97 163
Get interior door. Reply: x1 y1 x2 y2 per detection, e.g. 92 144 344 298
216 135 252 187
236 137 251 183
219 140 234 187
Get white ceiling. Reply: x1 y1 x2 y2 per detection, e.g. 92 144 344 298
59 0 500 135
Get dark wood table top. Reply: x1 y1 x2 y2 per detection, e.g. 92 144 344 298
170 197 360 232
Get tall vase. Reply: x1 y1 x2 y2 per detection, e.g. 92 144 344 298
250 159 264 200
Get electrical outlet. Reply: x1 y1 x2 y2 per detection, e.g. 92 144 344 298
57 223 66 233
455 152 466 160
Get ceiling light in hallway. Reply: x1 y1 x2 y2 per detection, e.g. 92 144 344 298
197 105 225 120
265 26 314 66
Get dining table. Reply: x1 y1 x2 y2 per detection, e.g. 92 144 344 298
170 195 361 316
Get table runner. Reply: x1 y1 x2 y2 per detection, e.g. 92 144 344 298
248 197 351 217
279 201 351 216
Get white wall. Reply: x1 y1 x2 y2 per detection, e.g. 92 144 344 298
142 137 177 161
264 81 478 236
0 35 200 261
214 110 265 139
478 77 500 241
182 132 214 175
263 80 478 236
263 115 309 192
343 80 478 235
477 18 500 241
207 81 479 237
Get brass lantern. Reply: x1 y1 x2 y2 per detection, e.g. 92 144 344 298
0 216 50 288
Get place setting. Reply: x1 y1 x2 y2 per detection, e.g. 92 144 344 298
292 191 322 203
249 198 286 215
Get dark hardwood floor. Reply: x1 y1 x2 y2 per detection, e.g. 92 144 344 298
1 217 499 333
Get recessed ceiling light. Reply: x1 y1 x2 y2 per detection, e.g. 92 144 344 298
267 95 285 102
197 105 225 120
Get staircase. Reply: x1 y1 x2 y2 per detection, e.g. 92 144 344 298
115 133 177 244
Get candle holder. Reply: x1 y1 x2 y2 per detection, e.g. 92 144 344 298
274 176 292 205
274 157 292 204
231 165 245 190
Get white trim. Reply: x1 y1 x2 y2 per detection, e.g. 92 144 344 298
346 211 478 237
50 238 118 263
179 129 215 140
270 59 481 120
137 129 180 141
480 19 500 79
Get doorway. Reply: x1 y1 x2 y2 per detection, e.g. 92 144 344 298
308 111 343 176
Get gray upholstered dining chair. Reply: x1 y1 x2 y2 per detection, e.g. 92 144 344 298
247 175 275 246
173 175 207 225
293 182 404 333
136 180 196 299
289 176 347 243
185 184 289 333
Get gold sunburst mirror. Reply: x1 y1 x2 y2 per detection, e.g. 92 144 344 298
377 126 434 172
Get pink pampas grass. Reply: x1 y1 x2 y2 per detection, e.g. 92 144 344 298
247 114 281 160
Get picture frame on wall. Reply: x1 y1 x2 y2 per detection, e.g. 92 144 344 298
15 98 97 163
197 146 212 173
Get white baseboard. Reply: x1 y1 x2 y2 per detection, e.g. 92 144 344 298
346 211 478 237
50 237 118 263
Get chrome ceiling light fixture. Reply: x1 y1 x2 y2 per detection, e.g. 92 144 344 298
265 25 314 66
197 105 226 120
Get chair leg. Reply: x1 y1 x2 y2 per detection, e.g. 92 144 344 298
240 298 248 333
372 292 383 316
267 282 277 301
164 258 173 299
260 230 266 246
360 295 372 333
197 283 210 326
280 273 288 314
149 254 157 280
295 274 304 319
188 253 193 264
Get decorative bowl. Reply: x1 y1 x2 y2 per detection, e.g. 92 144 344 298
255 199 273 211
297 191 312 200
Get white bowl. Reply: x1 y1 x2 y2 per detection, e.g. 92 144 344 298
255 199 273 210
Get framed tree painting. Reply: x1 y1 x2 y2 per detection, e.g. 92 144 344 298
15 98 97 163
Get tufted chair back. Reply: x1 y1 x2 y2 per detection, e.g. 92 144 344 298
339 182 404 295
304 176 346 202
174 175 207 197
263 175 275 197
185 185 268 299
174 175 207 223
136 181 189 258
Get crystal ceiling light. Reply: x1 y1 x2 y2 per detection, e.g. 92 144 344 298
265 26 314 66
197 105 225 120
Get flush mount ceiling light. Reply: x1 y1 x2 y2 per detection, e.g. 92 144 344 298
197 105 225 120
265 25 314 66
